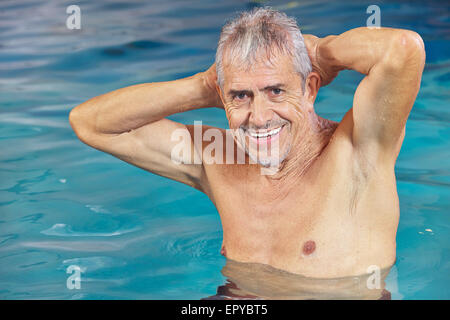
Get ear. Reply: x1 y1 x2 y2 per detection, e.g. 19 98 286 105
304 71 321 103
215 82 226 107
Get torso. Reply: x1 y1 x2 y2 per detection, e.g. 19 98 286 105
201 112 400 278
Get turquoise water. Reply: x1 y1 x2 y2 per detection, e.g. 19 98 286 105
0 0 448 299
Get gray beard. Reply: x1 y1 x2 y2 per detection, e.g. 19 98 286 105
246 140 292 168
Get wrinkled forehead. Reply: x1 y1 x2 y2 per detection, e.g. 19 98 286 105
221 48 301 89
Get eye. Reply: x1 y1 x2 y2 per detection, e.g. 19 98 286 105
271 88 282 95
234 92 248 101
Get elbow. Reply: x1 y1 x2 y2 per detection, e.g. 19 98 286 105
397 30 425 60
69 106 83 136
68 107 79 131
69 105 94 145
385 30 426 71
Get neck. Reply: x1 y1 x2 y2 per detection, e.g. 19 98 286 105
263 113 337 189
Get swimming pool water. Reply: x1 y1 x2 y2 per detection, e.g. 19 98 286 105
0 0 448 299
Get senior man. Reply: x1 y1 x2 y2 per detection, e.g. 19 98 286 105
69 8 425 278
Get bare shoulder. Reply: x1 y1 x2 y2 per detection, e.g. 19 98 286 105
184 124 227 164
184 124 248 199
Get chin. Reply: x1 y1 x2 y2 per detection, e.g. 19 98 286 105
248 143 291 168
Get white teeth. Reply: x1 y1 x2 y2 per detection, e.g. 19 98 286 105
248 126 282 138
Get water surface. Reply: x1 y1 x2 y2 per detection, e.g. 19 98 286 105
0 0 449 299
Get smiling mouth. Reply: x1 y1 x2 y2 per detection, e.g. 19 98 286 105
245 125 285 145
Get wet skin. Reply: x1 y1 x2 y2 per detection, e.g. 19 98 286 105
70 27 425 279
203 258 393 299
203 52 400 278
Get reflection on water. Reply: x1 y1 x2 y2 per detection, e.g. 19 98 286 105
0 0 448 299
204 259 392 300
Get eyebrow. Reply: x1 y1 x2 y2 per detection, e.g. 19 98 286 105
228 89 252 97
227 83 286 96
263 83 286 90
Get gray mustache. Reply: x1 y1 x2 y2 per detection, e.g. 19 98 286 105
240 119 289 131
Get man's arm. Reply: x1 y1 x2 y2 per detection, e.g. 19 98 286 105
69 64 222 193
305 27 425 163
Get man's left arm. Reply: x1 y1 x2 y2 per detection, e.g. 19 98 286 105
306 27 426 163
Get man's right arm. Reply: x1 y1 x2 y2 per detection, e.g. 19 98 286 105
69 65 222 193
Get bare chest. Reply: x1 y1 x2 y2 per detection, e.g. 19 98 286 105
206 157 399 277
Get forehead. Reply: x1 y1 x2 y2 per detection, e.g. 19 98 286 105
222 51 300 89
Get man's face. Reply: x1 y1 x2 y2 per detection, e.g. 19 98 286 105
220 51 310 167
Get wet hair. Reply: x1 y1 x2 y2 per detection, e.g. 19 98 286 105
216 7 312 90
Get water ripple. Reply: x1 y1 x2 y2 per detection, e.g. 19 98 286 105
0 0 448 300
41 223 141 237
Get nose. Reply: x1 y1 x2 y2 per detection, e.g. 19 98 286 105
249 94 272 128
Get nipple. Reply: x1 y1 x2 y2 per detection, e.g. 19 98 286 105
220 246 227 257
302 240 316 256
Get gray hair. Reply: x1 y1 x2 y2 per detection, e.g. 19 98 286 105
215 7 312 90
